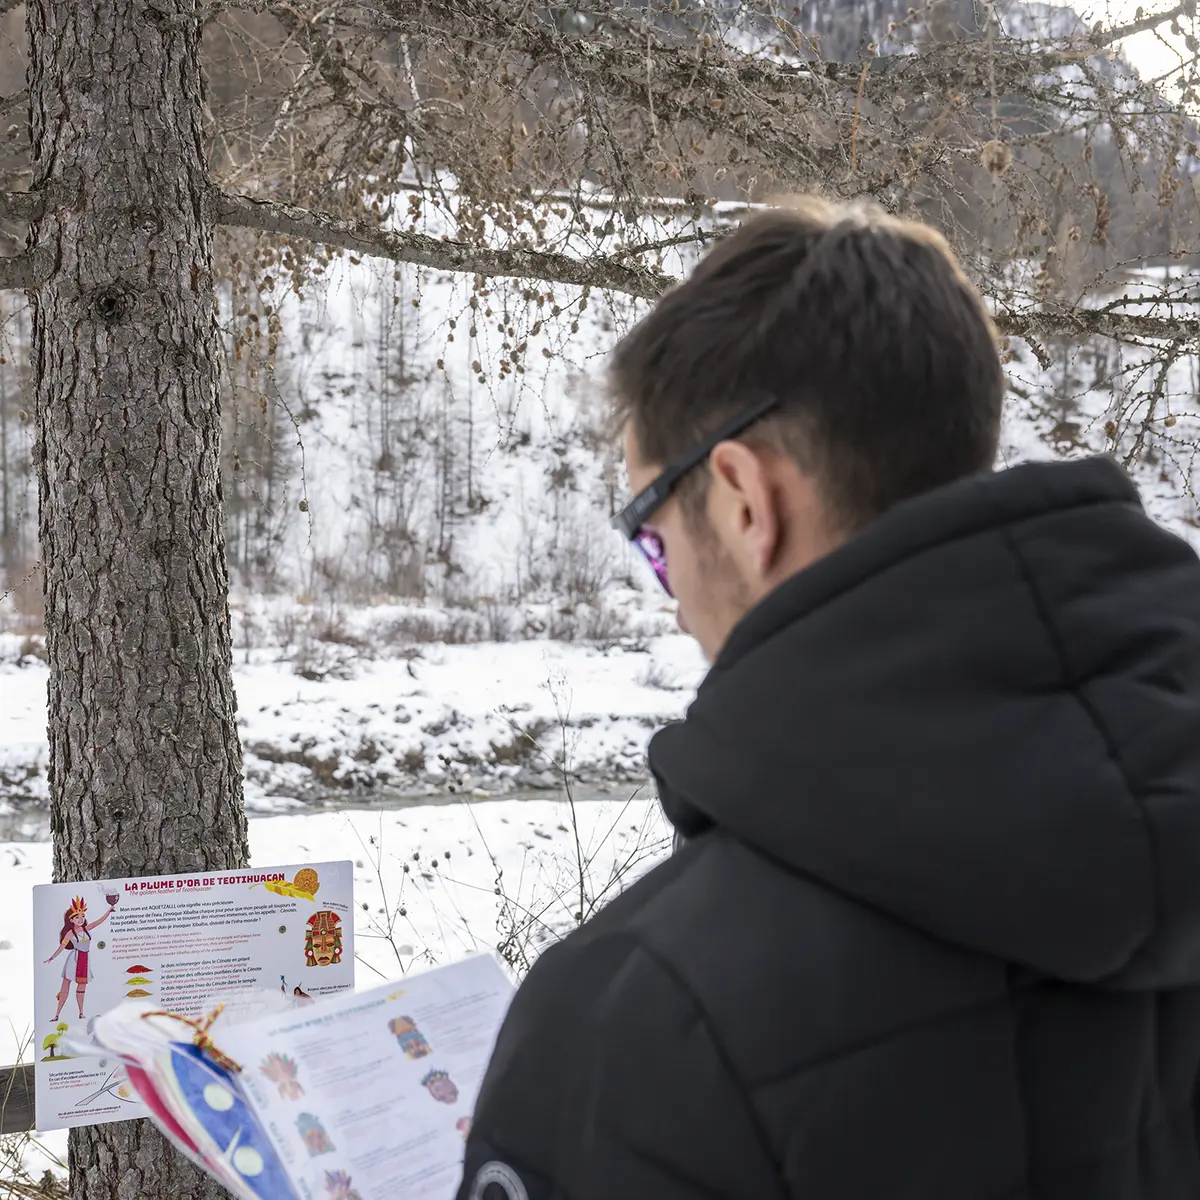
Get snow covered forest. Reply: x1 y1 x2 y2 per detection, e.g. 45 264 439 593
2 0 1200 626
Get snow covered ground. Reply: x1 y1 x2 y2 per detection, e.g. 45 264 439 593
1 794 672 1173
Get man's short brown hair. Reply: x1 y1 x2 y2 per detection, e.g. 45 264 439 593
610 196 1005 533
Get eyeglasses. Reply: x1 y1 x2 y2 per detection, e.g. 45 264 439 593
610 392 782 596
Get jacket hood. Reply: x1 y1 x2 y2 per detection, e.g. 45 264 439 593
650 456 1200 987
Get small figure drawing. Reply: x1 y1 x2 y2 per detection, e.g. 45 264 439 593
281 975 315 1006
296 1112 335 1157
259 1052 304 1100
305 911 343 967
323 1170 362 1200
421 1068 459 1105
456 1116 472 1141
45 895 115 1021
388 1015 432 1059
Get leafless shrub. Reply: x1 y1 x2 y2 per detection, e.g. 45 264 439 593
292 639 364 682
15 635 44 664
312 613 371 650
481 599 516 643
489 716 554 766
638 659 682 691
345 689 673 978
0 1029 65 1199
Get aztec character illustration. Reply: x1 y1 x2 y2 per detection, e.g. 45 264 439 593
296 1112 335 1157
387 1015 432 1059
421 1068 459 1105
323 1170 363 1200
305 911 343 967
259 1051 304 1100
44 894 115 1021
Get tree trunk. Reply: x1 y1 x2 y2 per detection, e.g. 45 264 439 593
27 1 248 1196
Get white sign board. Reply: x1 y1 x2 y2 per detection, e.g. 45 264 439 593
32 860 354 1130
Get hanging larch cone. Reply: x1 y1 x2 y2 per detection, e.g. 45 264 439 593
981 139 1013 176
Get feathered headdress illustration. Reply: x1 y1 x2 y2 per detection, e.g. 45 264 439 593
67 896 87 920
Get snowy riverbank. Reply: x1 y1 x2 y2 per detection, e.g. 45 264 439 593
1 606 706 826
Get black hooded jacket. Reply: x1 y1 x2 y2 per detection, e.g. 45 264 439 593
458 457 1200 1200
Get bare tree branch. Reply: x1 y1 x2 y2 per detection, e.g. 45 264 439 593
269 2 354 101
996 309 1200 343
0 190 43 221
0 0 23 14
214 190 673 296
217 187 1200 346
376 0 1166 163
0 89 27 121
1096 2 1188 46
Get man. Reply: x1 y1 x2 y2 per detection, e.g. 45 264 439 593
457 197 1200 1199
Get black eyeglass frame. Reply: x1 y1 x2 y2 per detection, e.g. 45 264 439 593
610 392 783 540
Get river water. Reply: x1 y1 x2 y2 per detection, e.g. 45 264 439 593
0 779 654 843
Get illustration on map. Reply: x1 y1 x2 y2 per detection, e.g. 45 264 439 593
257 867 321 901
44 895 116 1021
387 1015 432 1059
421 1069 459 1105
297 1112 335 1157
456 1116 472 1141
259 1051 304 1100
125 963 153 999
73 1068 136 1108
323 1170 362 1200
280 975 315 1007
305 911 342 967
41 1022 72 1062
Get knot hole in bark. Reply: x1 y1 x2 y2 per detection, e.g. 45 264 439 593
134 209 162 236
93 286 132 323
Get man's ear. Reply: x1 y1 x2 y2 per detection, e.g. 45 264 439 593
706 441 783 578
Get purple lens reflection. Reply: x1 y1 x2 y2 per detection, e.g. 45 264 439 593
633 527 672 596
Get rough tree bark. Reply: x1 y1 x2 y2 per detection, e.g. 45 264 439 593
27 1 248 1196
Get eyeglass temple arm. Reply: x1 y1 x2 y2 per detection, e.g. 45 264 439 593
611 476 675 538
610 392 781 538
